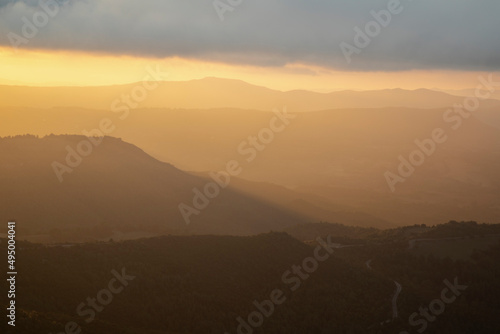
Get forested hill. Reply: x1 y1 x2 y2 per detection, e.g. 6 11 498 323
3 227 500 333
1 233 393 334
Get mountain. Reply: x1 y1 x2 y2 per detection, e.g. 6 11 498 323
2 77 500 111
2 104 500 227
0 135 312 241
435 88 500 101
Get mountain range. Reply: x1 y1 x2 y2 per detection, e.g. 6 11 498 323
2 77 500 111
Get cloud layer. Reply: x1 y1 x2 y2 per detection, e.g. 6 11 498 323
0 0 499 71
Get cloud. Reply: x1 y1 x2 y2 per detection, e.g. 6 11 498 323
0 0 499 72
0 0 39 8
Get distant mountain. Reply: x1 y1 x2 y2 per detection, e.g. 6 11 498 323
0 135 311 241
2 77 499 111
434 88 500 101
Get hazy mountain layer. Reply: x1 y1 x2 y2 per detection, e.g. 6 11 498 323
2 105 499 227
0 135 310 240
2 78 500 111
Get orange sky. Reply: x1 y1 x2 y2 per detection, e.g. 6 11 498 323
0 47 497 92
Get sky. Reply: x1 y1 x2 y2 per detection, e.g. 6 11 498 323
0 0 499 90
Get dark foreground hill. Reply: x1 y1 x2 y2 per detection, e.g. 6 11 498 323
1 233 393 334
2 228 500 333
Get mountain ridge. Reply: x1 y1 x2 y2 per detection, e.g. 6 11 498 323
0 135 308 240
2 77 499 111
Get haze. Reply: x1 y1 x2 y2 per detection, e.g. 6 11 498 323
1 1 500 333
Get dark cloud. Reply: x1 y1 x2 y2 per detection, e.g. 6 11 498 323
0 0 499 72
0 0 40 7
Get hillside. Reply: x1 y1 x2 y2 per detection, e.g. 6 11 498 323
2 105 500 227
0 233 394 334
3 224 500 333
0 135 310 240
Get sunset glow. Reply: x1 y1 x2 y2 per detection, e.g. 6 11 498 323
1 1 500 332
1 47 498 92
